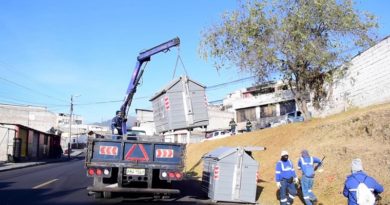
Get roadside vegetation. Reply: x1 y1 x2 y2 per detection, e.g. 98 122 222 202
185 103 390 204
199 0 378 120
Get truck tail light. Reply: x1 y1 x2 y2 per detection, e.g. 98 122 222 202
87 167 111 177
175 172 182 180
160 170 183 180
88 168 95 176
96 168 102 176
161 171 168 178
168 172 175 179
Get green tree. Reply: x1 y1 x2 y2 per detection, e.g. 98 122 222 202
199 0 377 119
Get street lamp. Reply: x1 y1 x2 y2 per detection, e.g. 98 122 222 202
69 94 81 159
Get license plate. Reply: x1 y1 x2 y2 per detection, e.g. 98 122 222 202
126 168 145 176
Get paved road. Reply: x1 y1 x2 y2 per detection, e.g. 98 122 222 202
0 155 230 205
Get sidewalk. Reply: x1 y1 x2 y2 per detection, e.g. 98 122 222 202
0 149 84 172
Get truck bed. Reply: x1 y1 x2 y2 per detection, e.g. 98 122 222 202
85 137 186 196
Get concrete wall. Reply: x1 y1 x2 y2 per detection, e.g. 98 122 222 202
0 104 57 133
233 90 295 110
135 109 156 135
207 106 234 131
311 36 390 117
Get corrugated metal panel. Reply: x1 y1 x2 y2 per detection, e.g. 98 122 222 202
201 146 260 203
151 76 209 133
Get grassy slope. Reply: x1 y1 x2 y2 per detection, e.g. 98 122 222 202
185 103 390 205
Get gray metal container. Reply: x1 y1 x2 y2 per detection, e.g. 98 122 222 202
150 76 209 133
201 146 264 204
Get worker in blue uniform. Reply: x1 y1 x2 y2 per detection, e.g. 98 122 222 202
111 110 126 135
343 158 384 205
297 150 322 205
276 150 298 205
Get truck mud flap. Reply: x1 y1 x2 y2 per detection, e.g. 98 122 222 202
87 184 180 194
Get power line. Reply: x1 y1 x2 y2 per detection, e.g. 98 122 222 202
0 60 68 102
0 76 67 103
206 76 255 90
0 75 256 110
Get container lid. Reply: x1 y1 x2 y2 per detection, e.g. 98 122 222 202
149 75 206 101
202 146 266 160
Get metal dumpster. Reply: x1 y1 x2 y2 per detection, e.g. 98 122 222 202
150 75 209 133
201 146 265 203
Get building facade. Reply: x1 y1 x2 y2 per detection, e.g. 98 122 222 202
223 81 298 130
0 104 57 133
0 123 61 162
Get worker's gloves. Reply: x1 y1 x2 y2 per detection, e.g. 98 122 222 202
276 182 281 188
293 177 299 184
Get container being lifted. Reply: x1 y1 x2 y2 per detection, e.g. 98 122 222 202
150 75 209 133
201 146 266 204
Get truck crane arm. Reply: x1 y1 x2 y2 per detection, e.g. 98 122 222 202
120 37 180 134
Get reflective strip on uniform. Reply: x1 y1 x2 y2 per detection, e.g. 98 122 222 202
308 189 312 193
304 196 310 199
289 194 295 199
280 160 294 171
280 198 288 202
300 157 313 165
349 188 374 192
276 171 281 174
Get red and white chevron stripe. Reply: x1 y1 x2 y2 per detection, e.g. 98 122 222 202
213 165 220 180
164 96 170 110
156 149 174 158
99 146 118 156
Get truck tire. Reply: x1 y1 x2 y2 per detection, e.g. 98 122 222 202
94 192 103 199
103 191 112 199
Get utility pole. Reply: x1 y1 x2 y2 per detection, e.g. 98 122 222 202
68 95 74 160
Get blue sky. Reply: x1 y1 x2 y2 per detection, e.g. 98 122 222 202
1 0 389 124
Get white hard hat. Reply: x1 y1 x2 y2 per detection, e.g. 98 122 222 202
281 150 289 156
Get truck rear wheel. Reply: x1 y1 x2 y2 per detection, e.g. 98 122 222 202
94 192 103 199
103 191 112 199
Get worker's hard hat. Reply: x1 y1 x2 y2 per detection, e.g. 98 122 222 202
281 150 289 156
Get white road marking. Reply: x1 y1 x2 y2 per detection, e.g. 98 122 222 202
32 179 59 189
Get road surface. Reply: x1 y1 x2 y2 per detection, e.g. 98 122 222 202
0 155 232 205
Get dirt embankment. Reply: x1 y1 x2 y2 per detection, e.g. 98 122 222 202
185 103 390 205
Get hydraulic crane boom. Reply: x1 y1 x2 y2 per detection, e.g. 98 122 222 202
120 37 180 134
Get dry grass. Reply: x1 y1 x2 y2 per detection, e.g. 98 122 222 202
185 103 390 205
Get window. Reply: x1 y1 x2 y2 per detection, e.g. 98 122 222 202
236 107 256 122
278 85 289 90
280 100 296 115
260 104 276 118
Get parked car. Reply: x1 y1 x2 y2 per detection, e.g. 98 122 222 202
286 111 304 123
206 130 227 139
126 128 146 136
202 130 230 142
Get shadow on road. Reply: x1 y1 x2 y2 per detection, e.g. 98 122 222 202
0 181 15 189
0 178 262 205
